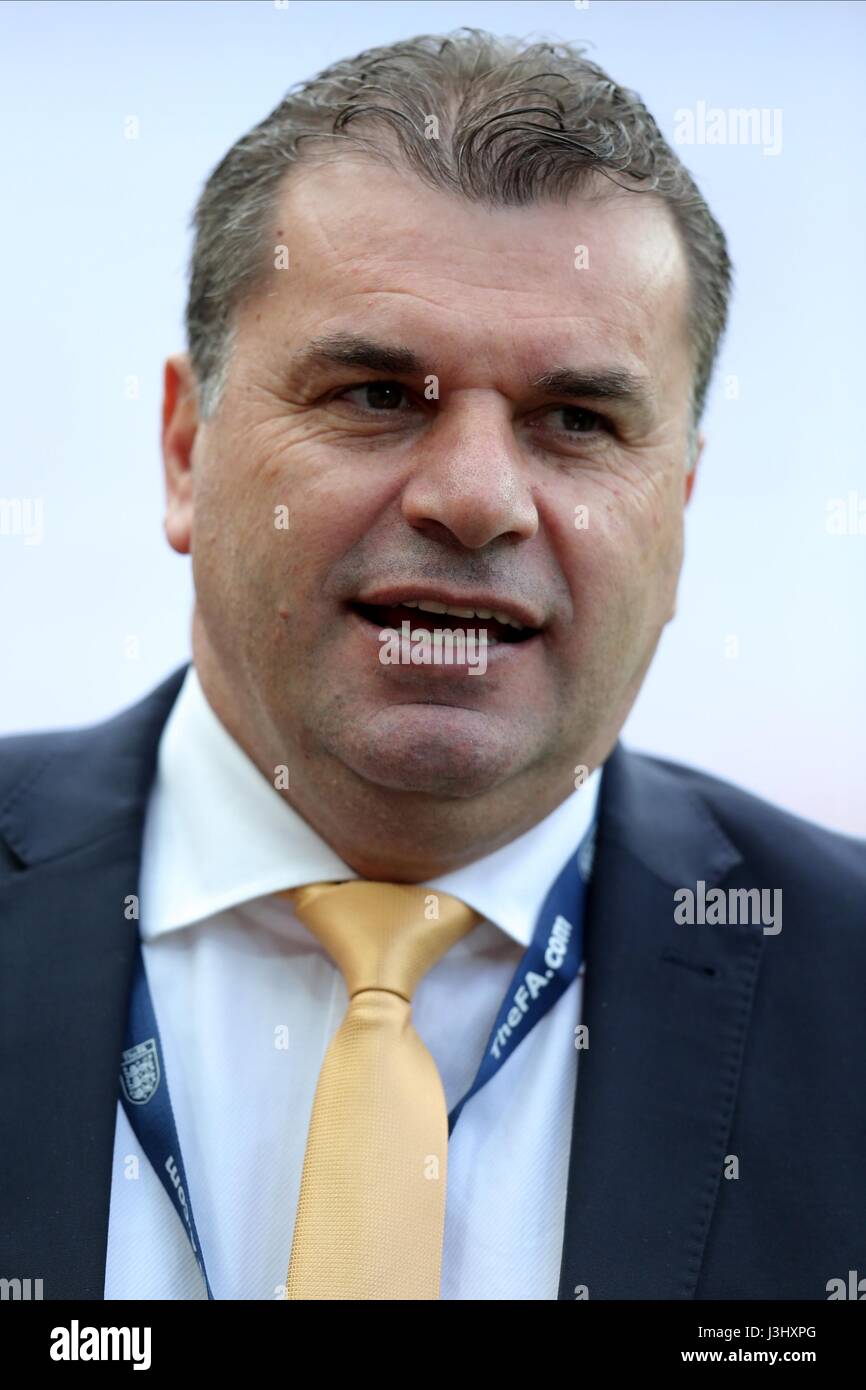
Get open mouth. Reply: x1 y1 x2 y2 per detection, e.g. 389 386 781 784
349 601 540 645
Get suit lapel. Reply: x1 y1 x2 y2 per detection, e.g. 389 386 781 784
558 744 765 1299
0 665 188 1299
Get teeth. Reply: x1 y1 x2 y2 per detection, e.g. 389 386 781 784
493 610 525 630
404 599 527 629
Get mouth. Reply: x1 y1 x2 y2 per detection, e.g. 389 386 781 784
348 600 541 646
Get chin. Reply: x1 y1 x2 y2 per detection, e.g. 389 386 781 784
331 713 526 799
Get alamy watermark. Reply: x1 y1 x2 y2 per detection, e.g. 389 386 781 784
674 881 782 935
673 101 782 157
379 620 488 675
1 1276 43 1299
0 497 43 544
50 1321 151 1370
827 1269 866 1299
825 491 866 535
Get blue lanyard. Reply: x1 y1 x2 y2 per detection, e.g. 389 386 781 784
118 822 595 1298
119 957 214 1298
446 823 594 1133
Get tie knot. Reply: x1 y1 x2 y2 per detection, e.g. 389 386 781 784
282 881 482 1000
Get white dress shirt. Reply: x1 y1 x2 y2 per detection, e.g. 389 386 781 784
104 664 601 1301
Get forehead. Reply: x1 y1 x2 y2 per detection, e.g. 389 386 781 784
240 157 692 391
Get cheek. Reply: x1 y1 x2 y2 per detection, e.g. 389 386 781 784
190 463 279 627
266 437 390 563
560 493 683 642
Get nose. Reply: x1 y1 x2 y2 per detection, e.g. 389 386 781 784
400 398 539 549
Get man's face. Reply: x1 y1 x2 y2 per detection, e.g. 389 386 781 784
164 157 696 859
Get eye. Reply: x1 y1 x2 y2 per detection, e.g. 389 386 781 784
336 380 412 412
542 405 607 435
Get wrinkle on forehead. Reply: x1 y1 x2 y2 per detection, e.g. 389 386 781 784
237 157 694 404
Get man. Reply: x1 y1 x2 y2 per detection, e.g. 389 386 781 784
1 29 863 1302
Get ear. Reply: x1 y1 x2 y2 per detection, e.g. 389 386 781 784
685 430 705 505
161 353 199 556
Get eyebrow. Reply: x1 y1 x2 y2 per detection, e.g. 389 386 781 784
529 367 655 418
293 333 424 378
291 332 655 419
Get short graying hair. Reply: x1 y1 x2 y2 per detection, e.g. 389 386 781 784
185 27 732 442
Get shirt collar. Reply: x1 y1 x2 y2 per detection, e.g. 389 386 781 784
139 664 601 950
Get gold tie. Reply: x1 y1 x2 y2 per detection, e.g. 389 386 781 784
280 880 481 1301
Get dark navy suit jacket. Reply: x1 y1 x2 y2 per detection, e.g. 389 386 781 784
1 663 864 1300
